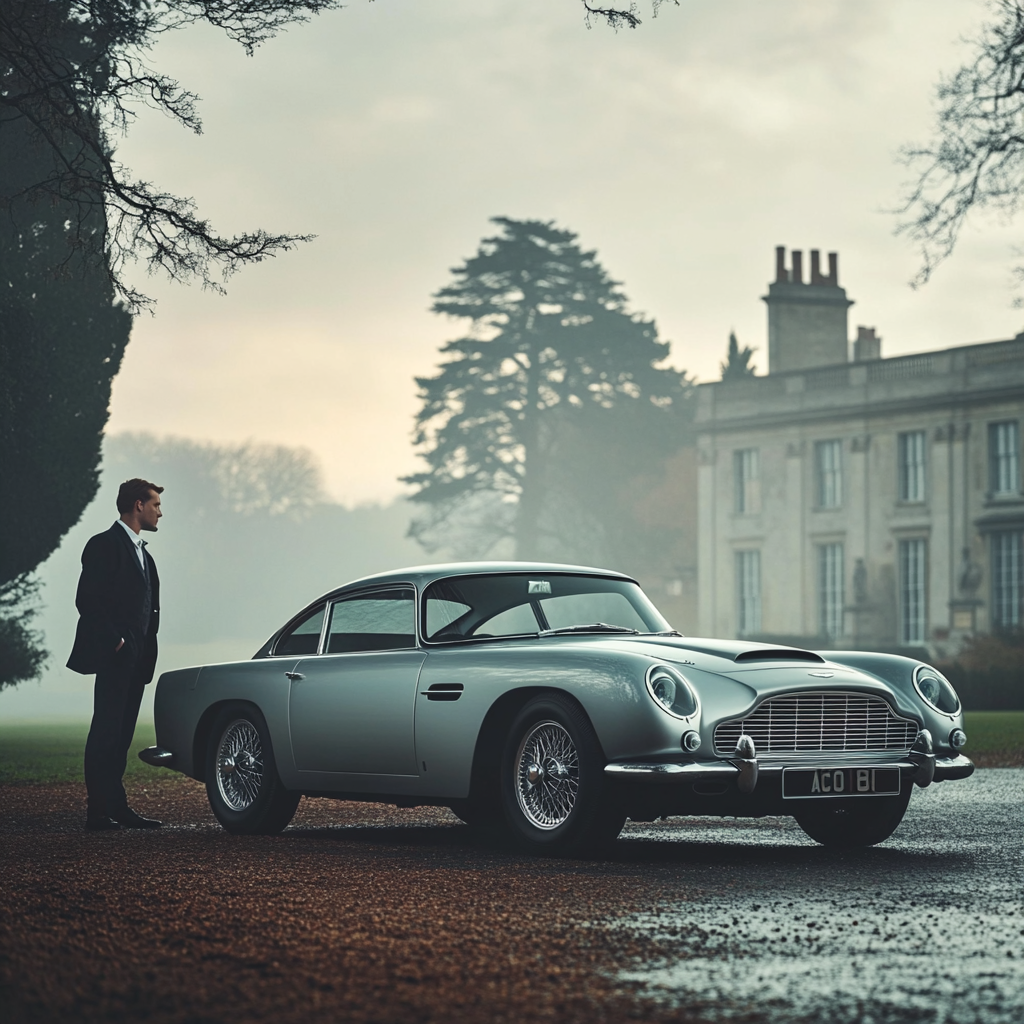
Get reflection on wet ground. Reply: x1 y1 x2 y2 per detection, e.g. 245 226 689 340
611 769 1024 1023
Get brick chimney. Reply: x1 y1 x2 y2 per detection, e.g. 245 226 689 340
852 325 882 362
762 246 853 374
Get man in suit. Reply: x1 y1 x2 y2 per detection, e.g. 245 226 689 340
68 478 165 830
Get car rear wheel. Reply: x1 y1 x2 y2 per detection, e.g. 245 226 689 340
793 790 912 848
500 695 625 856
205 703 300 835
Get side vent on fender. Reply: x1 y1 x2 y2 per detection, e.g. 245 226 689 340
422 683 464 702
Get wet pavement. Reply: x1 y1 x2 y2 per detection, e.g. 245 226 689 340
0 770 1020 1023
614 769 1024 1023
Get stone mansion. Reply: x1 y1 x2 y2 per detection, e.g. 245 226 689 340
692 247 1024 657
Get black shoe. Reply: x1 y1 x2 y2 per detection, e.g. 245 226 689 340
111 807 163 829
85 815 123 831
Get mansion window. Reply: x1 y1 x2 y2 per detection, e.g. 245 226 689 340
991 531 1024 629
736 550 762 636
814 440 843 508
733 448 761 514
898 538 927 645
989 421 1020 496
898 431 926 503
817 543 844 639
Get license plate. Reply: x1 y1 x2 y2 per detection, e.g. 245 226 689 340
782 766 900 799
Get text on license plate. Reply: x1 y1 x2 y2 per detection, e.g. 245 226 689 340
782 766 901 799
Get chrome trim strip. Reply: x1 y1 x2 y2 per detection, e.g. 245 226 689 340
605 761 740 777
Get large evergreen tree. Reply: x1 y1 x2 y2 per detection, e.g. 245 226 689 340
404 217 690 561
0 114 131 689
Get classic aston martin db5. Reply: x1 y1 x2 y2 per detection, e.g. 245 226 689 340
141 562 974 854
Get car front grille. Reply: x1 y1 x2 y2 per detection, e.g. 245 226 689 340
713 691 918 759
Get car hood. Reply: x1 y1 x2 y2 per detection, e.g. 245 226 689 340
553 634 925 722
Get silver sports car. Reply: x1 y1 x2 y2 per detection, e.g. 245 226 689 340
142 562 974 854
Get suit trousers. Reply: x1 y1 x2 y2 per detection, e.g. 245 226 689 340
83 647 149 815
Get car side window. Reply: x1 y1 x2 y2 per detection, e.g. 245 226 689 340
274 604 326 656
326 589 416 653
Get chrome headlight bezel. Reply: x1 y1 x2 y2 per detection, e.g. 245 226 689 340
645 664 699 721
913 664 961 716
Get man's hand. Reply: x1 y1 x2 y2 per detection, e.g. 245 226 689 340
115 639 125 652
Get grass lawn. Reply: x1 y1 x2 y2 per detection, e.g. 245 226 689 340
963 710 1024 765
0 712 1021 785
0 721 164 784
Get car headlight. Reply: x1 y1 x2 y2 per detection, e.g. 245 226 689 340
913 665 961 715
645 664 698 719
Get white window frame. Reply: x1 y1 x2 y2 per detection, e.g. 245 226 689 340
898 431 926 503
989 421 1020 496
814 440 843 509
733 448 761 514
898 538 927 645
736 550 762 636
817 543 844 639
991 531 1024 629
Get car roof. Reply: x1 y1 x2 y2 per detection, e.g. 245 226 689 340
337 560 636 592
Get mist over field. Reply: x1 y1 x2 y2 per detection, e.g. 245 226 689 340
6 0 1024 717
0 434 434 720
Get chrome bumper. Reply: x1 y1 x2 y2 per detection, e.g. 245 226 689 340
933 754 975 781
604 731 974 792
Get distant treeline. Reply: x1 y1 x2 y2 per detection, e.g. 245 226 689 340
37 433 433 657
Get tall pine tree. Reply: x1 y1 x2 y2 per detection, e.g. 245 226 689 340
404 217 690 561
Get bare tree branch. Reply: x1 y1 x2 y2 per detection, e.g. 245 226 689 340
1 1 675 312
897 0 1024 288
0 0 339 311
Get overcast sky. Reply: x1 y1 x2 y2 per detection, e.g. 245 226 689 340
107 0 1015 506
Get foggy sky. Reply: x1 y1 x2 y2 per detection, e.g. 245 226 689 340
108 0 1009 506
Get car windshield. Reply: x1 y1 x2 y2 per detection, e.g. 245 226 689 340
422 573 671 642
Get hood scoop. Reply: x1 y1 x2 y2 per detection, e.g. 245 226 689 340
733 649 825 664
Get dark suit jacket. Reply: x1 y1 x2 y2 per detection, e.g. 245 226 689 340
66 523 160 683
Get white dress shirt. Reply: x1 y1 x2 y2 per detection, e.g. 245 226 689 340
117 519 147 572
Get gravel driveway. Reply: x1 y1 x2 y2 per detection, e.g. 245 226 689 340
1 770 1020 1023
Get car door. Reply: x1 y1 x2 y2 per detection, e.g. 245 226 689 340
288 586 423 777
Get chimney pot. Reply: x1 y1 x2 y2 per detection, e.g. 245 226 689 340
810 249 822 285
775 246 787 283
828 252 838 286
791 250 803 285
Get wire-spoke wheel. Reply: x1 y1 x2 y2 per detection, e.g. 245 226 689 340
215 719 264 811
501 695 625 856
515 720 580 829
205 703 299 835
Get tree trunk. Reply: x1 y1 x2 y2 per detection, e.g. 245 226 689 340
514 310 544 560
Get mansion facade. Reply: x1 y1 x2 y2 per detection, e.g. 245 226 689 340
692 247 1024 656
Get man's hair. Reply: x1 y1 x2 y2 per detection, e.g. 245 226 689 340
116 478 164 514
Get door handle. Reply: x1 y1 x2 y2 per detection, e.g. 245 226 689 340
285 671 305 681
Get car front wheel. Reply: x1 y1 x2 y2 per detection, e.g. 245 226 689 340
205 703 300 835
500 695 625 856
793 790 912 848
